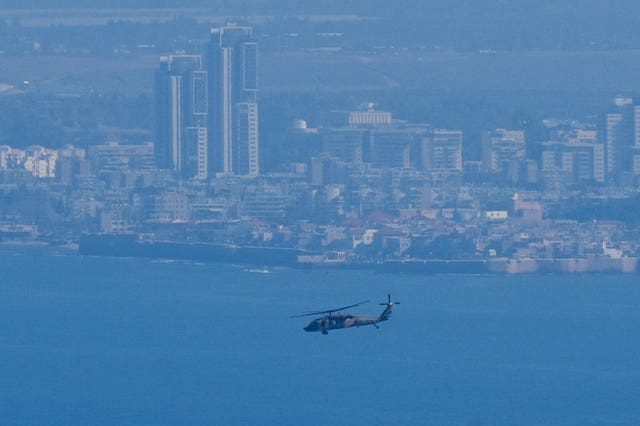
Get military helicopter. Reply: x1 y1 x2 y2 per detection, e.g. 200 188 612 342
291 294 399 335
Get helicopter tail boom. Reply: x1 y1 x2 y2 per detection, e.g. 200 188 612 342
378 293 399 322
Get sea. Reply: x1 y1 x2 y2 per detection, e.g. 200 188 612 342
1 244 640 425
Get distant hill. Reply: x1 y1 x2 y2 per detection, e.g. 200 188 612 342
2 0 639 19
3 1 640 51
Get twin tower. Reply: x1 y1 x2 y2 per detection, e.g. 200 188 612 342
154 24 259 179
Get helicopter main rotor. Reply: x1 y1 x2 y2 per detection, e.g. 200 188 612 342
289 300 370 318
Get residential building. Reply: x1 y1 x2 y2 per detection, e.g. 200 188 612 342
206 24 259 177
153 54 208 180
422 129 463 172
605 96 640 181
481 129 526 174
541 129 605 184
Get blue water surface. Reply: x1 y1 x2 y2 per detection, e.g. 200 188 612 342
1 245 640 425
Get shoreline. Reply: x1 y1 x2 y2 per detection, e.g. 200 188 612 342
2 237 638 275
76 235 639 275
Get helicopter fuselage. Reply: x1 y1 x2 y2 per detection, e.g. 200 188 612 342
303 314 388 334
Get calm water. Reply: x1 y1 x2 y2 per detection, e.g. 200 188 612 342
1 245 640 425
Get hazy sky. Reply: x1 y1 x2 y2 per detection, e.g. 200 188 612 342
2 1 640 55
4 1 640 41
4 0 640 15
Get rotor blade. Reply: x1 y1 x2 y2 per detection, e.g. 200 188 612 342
289 300 370 318
289 311 325 318
380 294 400 305
332 300 370 312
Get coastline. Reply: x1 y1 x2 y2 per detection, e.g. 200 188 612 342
72 234 640 275
3 236 636 275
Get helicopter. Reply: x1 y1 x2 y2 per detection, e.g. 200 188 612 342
291 294 399 335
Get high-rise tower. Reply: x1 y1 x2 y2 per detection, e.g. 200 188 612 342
604 96 640 183
153 54 208 180
206 24 259 177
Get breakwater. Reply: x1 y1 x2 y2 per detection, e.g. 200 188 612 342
79 234 639 274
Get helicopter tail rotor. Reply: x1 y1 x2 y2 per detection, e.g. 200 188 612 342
377 294 399 321
379 293 400 306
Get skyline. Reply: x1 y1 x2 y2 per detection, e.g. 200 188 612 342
2 4 640 267
4 5 640 425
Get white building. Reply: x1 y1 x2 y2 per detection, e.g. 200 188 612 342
422 129 463 172
481 129 526 173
